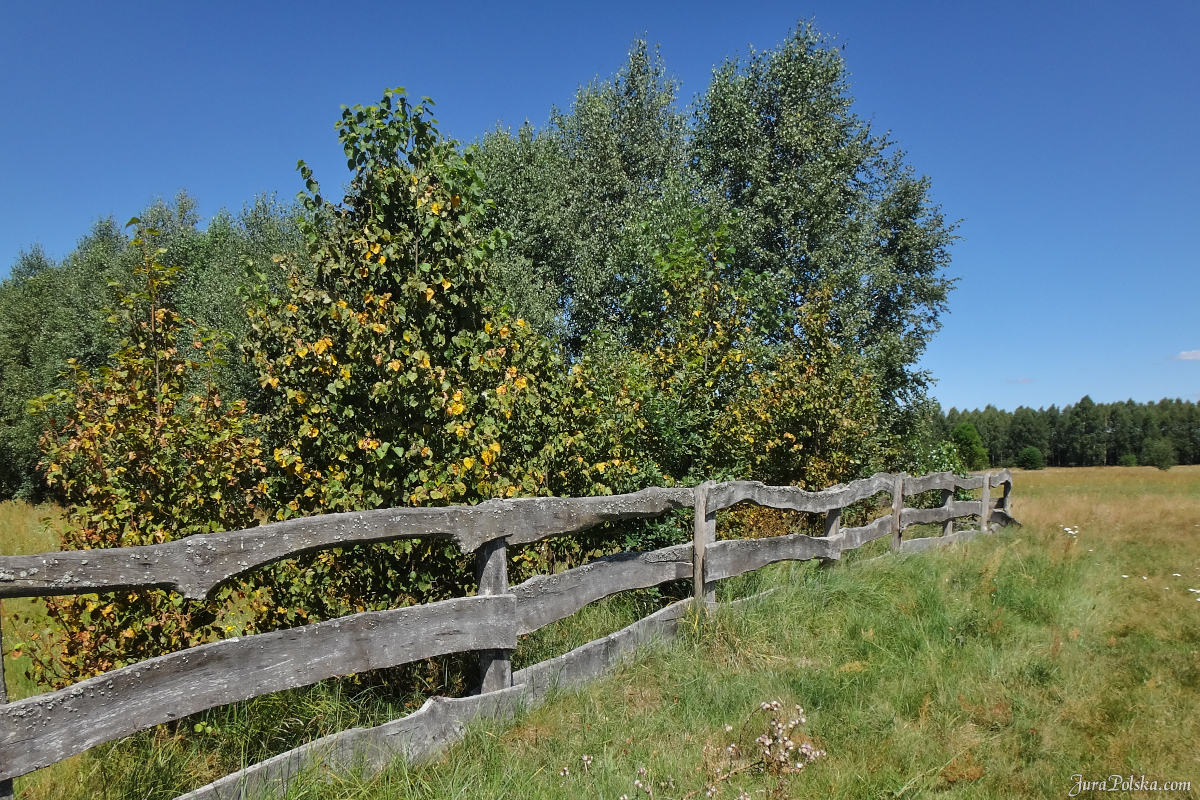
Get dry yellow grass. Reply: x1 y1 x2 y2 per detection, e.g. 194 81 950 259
0 500 62 556
1014 464 1200 537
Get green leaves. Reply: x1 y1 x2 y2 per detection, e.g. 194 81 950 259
25 223 269 688
242 88 600 628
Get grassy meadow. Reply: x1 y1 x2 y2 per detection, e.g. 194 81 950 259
3 466 1200 798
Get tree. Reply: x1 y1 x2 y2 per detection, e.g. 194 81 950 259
1140 437 1176 470
481 25 957 450
0 194 299 501
0 231 127 500
1062 395 1107 466
477 40 695 349
693 22 956 439
951 422 988 471
1016 446 1045 470
242 89 599 627
24 221 267 687
1009 406 1050 459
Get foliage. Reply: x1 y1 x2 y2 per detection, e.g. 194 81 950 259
899 437 966 478
1140 437 1176 471
1016 446 1045 471
576 218 885 493
937 396 1200 468
5 20 956 502
21 222 267 687
480 26 957 450
689 21 955 439
1118 453 1138 467
0 235 126 501
0 194 301 502
950 422 988 471
713 293 885 490
239 89 618 628
476 40 695 347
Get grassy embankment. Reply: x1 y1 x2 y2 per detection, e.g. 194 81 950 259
5 466 1200 798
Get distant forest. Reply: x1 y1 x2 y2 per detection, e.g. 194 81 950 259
932 396 1200 469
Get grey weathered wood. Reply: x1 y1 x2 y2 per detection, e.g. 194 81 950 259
989 469 1013 489
513 599 688 698
1000 478 1013 515
899 500 986 528
0 488 695 600
475 538 511 693
170 464 1020 800
899 528 983 554
702 508 716 604
5 469 1020 788
901 471 997 494
902 471 957 495
941 489 955 537
0 601 11 800
706 533 839 582
693 482 711 607
890 474 906 551
512 544 692 635
955 474 985 491
988 508 1020 528
826 514 893 551
176 601 690 800
824 508 841 538
980 472 991 535
0 595 516 782
705 473 894 514
173 684 531 800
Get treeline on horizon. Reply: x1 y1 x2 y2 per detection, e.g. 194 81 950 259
933 396 1200 470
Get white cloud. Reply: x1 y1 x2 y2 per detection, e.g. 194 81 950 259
1006 377 1033 384
1175 350 1200 361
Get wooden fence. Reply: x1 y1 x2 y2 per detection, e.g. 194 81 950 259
0 470 1017 796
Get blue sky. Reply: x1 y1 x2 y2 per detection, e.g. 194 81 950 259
2 1 1197 412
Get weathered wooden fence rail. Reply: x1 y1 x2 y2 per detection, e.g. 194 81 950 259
0 470 1017 790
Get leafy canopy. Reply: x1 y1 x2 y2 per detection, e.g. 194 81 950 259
23 221 267 686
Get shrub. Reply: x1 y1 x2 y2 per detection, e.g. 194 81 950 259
241 89 611 628
1016 446 1045 471
1140 438 1176 471
1117 453 1138 467
25 222 267 687
951 422 989 471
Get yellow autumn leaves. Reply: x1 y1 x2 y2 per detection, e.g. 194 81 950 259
461 442 501 473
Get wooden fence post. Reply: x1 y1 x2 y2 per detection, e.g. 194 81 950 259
980 473 991 534
1001 478 1012 516
818 508 841 568
475 538 511 694
1 601 12 799
941 488 954 538
824 508 841 537
890 474 906 551
693 482 716 609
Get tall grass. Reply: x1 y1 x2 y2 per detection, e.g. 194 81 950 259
277 466 1200 799
1 500 62 704
5 467 1200 798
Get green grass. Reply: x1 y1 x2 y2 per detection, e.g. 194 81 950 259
1 500 62 704
6 467 1200 798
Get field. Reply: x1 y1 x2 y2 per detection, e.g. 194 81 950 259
4 466 1200 799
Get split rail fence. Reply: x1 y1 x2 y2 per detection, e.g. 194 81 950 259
0 469 1017 797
